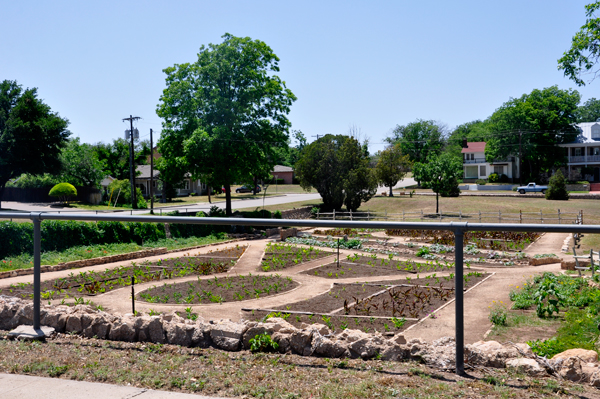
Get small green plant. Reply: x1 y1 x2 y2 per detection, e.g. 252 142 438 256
249 333 279 353
390 317 406 329
488 301 507 326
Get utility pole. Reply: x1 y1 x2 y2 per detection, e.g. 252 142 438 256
518 130 523 186
150 128 154 215
123 115 141 209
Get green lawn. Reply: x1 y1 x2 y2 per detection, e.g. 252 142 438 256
354 195 600 224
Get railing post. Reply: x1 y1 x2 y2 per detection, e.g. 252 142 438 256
32 212 42 330
454 227 465 376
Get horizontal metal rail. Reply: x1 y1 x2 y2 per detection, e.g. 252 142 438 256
2 211 600 377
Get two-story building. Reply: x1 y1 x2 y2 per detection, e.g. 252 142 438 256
558 122 600 182
462 142 519 182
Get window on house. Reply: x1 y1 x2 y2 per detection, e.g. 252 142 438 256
575 148 582 156
183 180 190 190
592 123 600 139
480 165 486 176
494 165 504 175
595 148 600 156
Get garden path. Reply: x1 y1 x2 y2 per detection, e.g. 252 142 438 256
0 231 566 345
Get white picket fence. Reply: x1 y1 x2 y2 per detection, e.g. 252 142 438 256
314 209 585 224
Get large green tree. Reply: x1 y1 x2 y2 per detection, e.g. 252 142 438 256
385 119 446 164
412 154 462 214
374 144 411 197
60 137 106 187
575 97 600 122
558 1 600 86
295 134 377 211
157 33 296 215
485 86 580 183
92 138 150 180
0 80 70 208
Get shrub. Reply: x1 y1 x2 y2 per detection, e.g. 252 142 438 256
249 333 279 353
48 183 77 204
273 210 282 219
487 173 499 183
499 174 509 183
476 179 487 185
107 179 147 208
488 302 507 326
546 169 569 200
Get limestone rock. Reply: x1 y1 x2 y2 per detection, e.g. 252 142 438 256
312 335 348 358
557 357 584 382
65 314 83 333
466 341 532 368
165 322 195 347
552 348 598 364
506 358 546 377
380 343 409 361
263 317 297 334
209 320 246 351
108 318 136 342
148 317 165 344
191 321 211 348
290 329 313 356
242 325 272 349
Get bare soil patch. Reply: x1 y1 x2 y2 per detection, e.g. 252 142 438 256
2 245 247 300
136 274 299 304
261 243 334 272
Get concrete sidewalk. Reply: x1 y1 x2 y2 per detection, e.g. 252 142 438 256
0 373 230 399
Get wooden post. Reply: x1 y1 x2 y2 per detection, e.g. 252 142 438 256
402 210 405 221
499 210 501 223
350 209 353 221
333 209 335 220
316 210 320 220
421 209 424 221
367 211 370 221
581 210 584 224
520 210 522 224
459 210 462 221
540 209 543 224
479 210 481 223
385 210 387 220
558 209 561 224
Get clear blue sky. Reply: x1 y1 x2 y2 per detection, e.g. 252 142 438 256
2 0 597 153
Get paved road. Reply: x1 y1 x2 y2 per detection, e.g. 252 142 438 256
0 193 322 216
0 373 229 399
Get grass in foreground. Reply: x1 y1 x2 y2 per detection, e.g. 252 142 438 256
0 234 228 272
0 333 592 398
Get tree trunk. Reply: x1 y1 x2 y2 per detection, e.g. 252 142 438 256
0 182 4 209
225 183 232 216
252 176 257 195
389 185 394 197
161 181 167 203
208 185 211 204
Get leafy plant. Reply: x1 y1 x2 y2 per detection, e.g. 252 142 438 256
488 301 507 326
249 333 279 353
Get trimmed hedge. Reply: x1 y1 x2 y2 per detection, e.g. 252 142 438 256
0 214 223 259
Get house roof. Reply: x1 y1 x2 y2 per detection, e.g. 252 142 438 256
462 142 486 153
136 165 161 179
558 122 600 146
272 165 294 173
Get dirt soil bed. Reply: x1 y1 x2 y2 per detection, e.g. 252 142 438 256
2 246 247 300
244 310 418 334
136 274 299 304
261 243 334 272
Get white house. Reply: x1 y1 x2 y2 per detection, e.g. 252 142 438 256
462 142 519 182
558 122 600 182
135 165 208 197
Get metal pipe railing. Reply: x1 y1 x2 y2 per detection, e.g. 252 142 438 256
2 211 600 375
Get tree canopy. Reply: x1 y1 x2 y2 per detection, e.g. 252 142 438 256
484 86 580 183
575 97 600 122
295 134 377 211
412 154 462 214
385 119 446 164
558 1 600 86
60 137 106 187
0 80 70 208
374 144 411 197
445 120 490 159
92 138 150 180
157 33 296 215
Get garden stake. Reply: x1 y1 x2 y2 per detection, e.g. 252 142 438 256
131 276 135 315
337 238 340 268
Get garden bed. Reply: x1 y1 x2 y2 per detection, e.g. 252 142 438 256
260 243 334 272
136 274 299 304
1 245 247 300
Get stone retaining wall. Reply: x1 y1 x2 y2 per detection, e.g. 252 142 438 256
529 257 561 266
1 296 599 387
281 206 313 220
